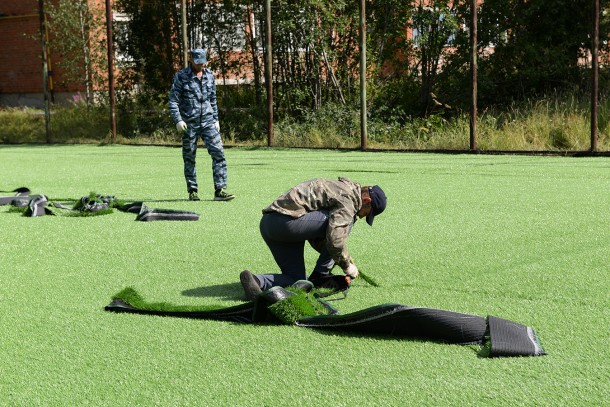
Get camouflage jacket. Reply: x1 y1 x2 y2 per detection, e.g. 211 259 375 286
263 177 362 269
168 66 218 124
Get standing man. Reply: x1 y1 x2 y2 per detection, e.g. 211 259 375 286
169 48 235 201
240 177 387 300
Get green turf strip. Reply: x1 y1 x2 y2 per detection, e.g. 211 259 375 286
267 289 331 324
113 286 331 325
357 270 380 287
7 206 27 214
111 286 234 313
66 207 114 216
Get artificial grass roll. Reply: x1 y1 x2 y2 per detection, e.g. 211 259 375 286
267 290 330 324
111 287 232 314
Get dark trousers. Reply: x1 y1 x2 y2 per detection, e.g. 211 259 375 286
257 210 335 290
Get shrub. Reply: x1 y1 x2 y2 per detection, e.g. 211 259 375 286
116 91 175 142
0 105 109 144
1 90 607 151
51 104 110 142
0 107 45 143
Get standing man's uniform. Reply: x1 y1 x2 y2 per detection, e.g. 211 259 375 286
169 48 234 201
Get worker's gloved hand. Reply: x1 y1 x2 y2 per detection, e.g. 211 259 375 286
214 121 220 132
176 121 188 132
343 263 359 279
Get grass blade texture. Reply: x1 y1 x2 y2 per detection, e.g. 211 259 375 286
0 145 608 406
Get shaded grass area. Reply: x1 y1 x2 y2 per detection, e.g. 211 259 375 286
110 286 239 313
0 145 608 405
110 286 329 325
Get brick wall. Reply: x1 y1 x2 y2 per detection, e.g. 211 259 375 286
0 0 84 105
0 0 38 15
0 1 42 94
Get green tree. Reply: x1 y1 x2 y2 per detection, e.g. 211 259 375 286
187 0 246 84
410 0 459 114
368 0 413 80
368 0 459 117
114 0 180 95
481 0 591 99
254 0 361 115
443 0 610 107
46 0 106 108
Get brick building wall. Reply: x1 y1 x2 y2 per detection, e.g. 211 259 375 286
0 0 43 105
0 0 85 107
1 13 40 94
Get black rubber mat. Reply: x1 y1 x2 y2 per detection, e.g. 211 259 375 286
136 204 200 221
104 289 545 357
486 315 546 356
297 304 487 344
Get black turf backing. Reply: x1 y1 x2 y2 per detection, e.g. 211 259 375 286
296 304 487 344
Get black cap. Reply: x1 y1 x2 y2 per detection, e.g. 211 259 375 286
366 185 386 226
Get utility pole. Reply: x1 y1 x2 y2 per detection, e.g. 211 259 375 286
591 0 599 152
182 0 188 68
105 0 117 143
360 0 367 150
265 0 273 146
39 0 51 143
470 0 478 151
359 0 367 150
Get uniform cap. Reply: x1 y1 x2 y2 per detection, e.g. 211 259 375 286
190 48 207 65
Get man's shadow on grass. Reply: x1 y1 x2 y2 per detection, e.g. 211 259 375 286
182 282 244 301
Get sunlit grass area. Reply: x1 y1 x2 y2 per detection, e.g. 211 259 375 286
0 145 608 405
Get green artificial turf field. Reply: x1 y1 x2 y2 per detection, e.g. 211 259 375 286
1 144 608 406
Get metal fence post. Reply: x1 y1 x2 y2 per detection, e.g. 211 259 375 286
470 0 478 151
591 0 599 152
360 0 367 151
39 0 51 144
182 0 188 68
265 0 273 146
105 0 117 143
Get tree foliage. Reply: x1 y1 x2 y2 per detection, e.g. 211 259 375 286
114 0 181 95
262 0 361 115
47 0 610 125
45 0 107 108
443 0 610 108
481 0 592 99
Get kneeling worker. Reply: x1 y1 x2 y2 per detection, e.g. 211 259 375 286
240 177 387 300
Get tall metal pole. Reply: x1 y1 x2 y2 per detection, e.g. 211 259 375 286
265 0 273 146
359 0 367 150
44 13 55 103
470 0 478 151
591 0 599 152
38 0 51 143
182 0 188 68
105 0 117 143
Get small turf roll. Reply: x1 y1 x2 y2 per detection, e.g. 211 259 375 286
267 290 330 324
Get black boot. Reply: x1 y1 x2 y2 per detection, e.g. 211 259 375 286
308 272 351 296
240 270 262 301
